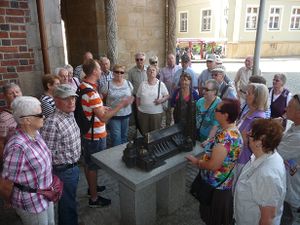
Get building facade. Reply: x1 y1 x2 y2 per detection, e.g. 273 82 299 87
177 0 300 58
0 0 177 106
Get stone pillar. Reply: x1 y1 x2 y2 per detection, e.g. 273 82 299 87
104 0 118 66
167 0 177 55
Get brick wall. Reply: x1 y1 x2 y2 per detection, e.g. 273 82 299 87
0 0 35 107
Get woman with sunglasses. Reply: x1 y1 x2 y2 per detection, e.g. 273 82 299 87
171 72 200 123
195 79 220 146
149 55 161 79
187 98 243 225
268 73 292 129
1 96 54 225
101 64 134 146
234 119 286 225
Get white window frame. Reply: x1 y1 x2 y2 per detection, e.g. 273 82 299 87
289 7 300 31
268 6 283 31
179 11 188 33
245 5 259 31
201 9 212 32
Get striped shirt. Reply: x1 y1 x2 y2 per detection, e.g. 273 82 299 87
0 109 17 138
98 70 113 94
40 95 56 118
40 109 81 165
2 129 53 213
80 81 107 140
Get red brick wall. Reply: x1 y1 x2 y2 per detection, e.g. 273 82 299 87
0 0 35 107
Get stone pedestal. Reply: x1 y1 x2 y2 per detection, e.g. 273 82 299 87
119 182 156 225
156 167 186 215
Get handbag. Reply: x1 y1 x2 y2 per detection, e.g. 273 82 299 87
0 177 14 202
157 81 168 111
190 167 234 206
14 175 64 203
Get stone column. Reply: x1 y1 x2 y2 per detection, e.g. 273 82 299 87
104 0 118 66
167 0 177 55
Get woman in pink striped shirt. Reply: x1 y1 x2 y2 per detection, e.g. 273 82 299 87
2 96 54 225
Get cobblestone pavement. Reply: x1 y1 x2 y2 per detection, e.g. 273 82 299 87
1 58 299 225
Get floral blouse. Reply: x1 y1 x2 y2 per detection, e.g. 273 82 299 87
202 127 243 190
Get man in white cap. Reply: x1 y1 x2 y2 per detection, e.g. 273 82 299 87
40 84 81 225
198 54 231 97
211 65 237 99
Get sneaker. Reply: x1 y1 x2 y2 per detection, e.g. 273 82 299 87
87 185 106 196
89 196 111 208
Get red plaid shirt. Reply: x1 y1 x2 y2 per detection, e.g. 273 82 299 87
2 129 53 213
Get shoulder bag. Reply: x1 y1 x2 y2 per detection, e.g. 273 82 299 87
190 166 234 206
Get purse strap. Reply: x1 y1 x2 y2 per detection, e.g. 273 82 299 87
198 97 217 130
157 80 161 99
214 164 235 188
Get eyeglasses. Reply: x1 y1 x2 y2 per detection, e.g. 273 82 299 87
203 87 214 92
211 73 219 77
114 71 125 74
20 113 44 119
215 108 225 113
247 131 254 138
135 58 144 62
273 79 281 82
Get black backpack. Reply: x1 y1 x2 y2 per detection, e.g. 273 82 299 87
74 87 95 139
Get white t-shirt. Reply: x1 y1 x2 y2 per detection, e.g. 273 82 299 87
136 79 168 114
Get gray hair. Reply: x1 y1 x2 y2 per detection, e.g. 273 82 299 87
3 83 20 94
64 64 73 71
12 96 41 124
149 55 158 64
274 73 287 85
205 79 219 95
135 52 145 59
248 83 269 111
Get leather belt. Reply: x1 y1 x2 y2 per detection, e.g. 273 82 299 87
53 162 78 171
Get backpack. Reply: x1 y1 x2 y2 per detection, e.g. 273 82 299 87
74 87 95 139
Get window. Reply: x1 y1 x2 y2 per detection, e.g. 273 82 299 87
245 7 259 30
180 12 188 32
269 7 281 30
290 7 300 30
202 10 211 31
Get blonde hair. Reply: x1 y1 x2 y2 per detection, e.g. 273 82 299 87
248 83 269 111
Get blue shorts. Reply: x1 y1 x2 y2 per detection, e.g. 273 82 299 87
82 137 107 170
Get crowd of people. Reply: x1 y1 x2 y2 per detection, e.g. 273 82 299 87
0 50 299 225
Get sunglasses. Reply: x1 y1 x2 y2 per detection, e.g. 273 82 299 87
247 131 254 138
135 58 144 62
20 113 44 118
273 79 281 82
215 108 225 113
151 61 158 64
203 87 214 92
114 70 125 74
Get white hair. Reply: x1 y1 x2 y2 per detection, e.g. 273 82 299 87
12 96 41 124
54 67 62 75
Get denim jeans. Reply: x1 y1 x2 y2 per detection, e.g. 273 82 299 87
82 137 107 170
53 166 80 225
108 117 130 146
